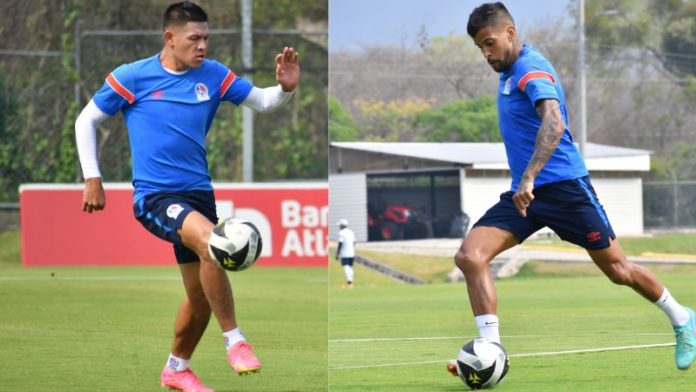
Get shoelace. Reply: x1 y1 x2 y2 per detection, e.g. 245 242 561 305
235 343 255 360
236 342 251 358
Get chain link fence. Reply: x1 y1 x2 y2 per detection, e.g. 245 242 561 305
0 2 327 203
643 180 696 229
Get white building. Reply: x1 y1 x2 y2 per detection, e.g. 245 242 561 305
329 142 651 241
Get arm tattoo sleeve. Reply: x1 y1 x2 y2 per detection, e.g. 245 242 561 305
521 99 564 181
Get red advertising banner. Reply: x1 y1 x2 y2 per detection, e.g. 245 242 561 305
19 183 328 267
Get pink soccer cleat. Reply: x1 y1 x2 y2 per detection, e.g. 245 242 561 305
227 341 262 375
160 366 214 392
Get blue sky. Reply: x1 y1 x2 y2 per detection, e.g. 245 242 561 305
329 0 573 52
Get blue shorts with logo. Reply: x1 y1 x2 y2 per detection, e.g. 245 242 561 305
473 176 615 250
133 190 219 263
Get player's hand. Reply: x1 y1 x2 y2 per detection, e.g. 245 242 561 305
83 177 105 213
512 177 534 218
275 47 300 92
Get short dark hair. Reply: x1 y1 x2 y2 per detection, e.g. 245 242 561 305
467 2 514 38
163 1 208 30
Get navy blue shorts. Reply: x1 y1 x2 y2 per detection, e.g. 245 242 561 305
473 176 615 250
133 190 219 264
340 257 354 267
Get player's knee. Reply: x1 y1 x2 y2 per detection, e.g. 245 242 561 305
454 248 487 273
180 217 215 261
192 230 215 263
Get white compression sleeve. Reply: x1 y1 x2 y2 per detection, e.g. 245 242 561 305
240 85 294 113
75 100 110 179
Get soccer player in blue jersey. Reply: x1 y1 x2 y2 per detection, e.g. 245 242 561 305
447 2 696 377
74 2 299 391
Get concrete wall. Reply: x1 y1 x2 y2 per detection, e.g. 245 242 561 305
329 173 368 241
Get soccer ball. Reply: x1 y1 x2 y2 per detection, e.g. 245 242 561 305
208 217 263 271
454 337 509 390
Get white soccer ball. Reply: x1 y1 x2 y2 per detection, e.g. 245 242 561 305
208 217 263 271
454 337 510 390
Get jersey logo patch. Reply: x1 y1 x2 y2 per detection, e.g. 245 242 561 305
195 83 210 101
502 78 512 95
166 204 185 220
586 231 601 242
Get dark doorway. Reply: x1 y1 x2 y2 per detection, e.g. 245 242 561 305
366 171 465 241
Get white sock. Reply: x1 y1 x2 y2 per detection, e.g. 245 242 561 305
654 288 690 326
166 353 190 372
343 265 354 283
475 314 500 343
223 327 247 351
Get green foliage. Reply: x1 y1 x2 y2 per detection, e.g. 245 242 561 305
0 230 20 267
207 105 244 181
583 0 652 53
56 101 80 183
329 95 358 141
584 0 696 77
415 95 500 142
0 70 20 201
352 98 432 141
648 141 696 180
254 0 328 29
0 1 327 200
661 1 696 76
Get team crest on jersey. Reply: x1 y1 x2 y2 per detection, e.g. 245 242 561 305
166 204 184 219
195 82 210 101
502 77 513 95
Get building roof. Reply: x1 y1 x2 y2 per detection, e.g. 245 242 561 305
330 142 651 172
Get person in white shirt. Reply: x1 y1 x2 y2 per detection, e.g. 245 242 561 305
335 219 356 288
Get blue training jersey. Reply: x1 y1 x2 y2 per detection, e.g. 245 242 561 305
92 53 253 202
498 44 587 191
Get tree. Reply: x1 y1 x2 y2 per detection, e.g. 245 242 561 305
415 96 500 142
661 1 696 77
352 98 432 141
583 0 696 78
329 96 358 141
0 0 328 202
417 31 496 99
0 70 20 201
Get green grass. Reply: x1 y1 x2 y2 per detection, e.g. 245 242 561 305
329 261 696 391
358 250 455 283
338 232 696 284
525 232 696 255
515 260 696 279
0 229 21 267
0 261 327 391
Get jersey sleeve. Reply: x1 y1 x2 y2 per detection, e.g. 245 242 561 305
338 231 346 244
516 61 559 106
217 64 253 106
92 64 136 115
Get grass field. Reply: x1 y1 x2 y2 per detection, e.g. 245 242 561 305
329 254 696 391
525 232 696 256
0 231 327 392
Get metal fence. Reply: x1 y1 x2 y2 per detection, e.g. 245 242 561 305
0 9 328 202
643 180 696 229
